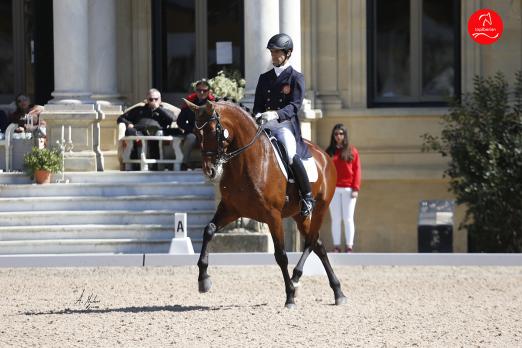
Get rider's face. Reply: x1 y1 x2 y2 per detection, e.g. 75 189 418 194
270 49 287 67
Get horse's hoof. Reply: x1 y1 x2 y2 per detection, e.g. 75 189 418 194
198 277 212 293
335 296 348 305
285 302 297 309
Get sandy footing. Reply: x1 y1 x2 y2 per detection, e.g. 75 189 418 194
1 265 521 347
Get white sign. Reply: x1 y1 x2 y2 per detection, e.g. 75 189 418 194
216 41 233 65
174 212 187 239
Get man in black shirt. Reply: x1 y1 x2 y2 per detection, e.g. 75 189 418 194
117 88 176 169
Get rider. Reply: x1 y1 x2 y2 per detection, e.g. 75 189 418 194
253 33 315 217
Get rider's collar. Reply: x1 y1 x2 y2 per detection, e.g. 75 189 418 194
273 62 291 77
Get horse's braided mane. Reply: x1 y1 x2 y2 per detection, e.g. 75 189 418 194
215 97 252 116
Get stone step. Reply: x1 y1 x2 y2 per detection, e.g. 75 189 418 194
0 195 215 212
0 224 206 241
0 181 213 197
60 170 207 184
0 173 32 185
0 210 214 227
0 170 208 185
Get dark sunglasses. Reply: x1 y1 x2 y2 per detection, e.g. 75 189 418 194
334 132 344 136
196 89 209 93
148 97 159 101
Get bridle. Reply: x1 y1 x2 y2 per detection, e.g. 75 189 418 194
195 108 264 165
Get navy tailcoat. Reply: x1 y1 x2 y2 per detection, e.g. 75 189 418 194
253 66 311 159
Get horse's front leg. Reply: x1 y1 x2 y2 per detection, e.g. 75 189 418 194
268 214 296 309
197 202 237 293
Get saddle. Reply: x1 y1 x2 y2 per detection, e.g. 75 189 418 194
263 129 318 183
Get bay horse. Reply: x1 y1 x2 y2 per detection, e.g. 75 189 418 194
184 99 347 308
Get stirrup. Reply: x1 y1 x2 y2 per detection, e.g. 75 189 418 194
300 197 315 217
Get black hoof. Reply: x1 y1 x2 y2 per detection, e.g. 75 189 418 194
198 277 212 293
335 296 347 305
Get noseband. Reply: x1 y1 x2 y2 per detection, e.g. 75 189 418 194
196 109 264 165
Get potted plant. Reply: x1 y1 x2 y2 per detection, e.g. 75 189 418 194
23 147 61 184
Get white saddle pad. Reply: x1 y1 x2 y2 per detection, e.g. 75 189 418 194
268 136 318 183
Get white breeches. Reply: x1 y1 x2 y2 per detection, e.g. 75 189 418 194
266 120 296 163
329 187 357 246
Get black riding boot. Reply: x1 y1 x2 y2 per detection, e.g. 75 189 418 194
291 155 315 217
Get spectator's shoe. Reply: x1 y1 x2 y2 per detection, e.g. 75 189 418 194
333 246 341 253
345 246 353 253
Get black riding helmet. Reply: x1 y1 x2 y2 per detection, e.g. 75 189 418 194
266 33 293 52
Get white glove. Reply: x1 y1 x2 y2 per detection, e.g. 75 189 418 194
257 111 278 123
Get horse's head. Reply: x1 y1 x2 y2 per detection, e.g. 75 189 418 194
183 99 232 181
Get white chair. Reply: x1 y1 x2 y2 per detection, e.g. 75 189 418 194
117 102 184 171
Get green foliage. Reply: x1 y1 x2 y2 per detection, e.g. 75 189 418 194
422 72 522 252
23 147 62 177
200 69 245 101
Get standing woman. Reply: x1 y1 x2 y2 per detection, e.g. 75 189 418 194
326 124 361 252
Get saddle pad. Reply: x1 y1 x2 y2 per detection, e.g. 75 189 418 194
268 136 318 183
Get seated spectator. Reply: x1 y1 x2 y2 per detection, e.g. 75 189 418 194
8 94 45 133
177 79 215 170
117 88 176 170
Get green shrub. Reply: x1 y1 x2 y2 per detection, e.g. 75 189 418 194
422 72 522 252
24 147 62 177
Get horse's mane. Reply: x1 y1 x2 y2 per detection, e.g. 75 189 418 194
214 99 258 128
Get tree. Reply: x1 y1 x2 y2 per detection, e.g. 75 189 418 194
422 72 522 252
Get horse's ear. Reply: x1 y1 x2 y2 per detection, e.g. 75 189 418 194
205 100 214 115
183 98 198 112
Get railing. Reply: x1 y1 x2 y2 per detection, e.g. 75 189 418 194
120 135 184 171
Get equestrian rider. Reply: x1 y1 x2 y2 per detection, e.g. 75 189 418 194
253 33 315 217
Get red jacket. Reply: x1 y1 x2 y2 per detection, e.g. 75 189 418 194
332 146 361 190
182 92 216 108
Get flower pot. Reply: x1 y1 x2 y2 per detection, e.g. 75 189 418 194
34 169 51 184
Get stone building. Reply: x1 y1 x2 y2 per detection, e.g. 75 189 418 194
1 0 520 251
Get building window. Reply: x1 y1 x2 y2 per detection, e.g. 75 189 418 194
152 0 244 105
368 0 460 106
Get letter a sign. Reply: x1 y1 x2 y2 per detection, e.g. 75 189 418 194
174 213 187 239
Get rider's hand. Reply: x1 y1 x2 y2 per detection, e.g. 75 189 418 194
256 111 278 125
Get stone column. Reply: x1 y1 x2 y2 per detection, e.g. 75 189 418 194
280 0 322 144
315 0 343 110
51 0 91 103
40 0 98 171
242 0 280 108
89 0 120 104
89 0 123 170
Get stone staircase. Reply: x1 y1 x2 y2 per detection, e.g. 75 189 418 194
0 171 215 254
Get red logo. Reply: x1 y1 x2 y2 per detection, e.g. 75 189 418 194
282 85 291 94
468 9 503 45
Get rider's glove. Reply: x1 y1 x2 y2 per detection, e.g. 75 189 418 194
255 111 278 125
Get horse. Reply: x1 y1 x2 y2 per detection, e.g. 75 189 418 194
184 99 347 308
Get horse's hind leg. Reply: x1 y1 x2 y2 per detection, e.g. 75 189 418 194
268 215 297 309
197 202 238 293
312 239 347 305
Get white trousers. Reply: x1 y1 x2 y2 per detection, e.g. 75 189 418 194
266 120 296 163
329 187 357 247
